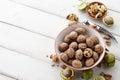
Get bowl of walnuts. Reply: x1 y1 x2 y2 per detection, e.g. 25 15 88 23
55 24 105 70
86 2 107 19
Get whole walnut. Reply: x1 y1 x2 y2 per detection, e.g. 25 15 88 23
75 49 83 60
86 37 94 48
93 51 99 61
77 35 86 43
69 31 78 40
85 58 94 67
72 60 82 68
75 27 86 35
65 48 75 58
64 35 71 43
69 42 78 50
61 53 69 62
95 44 103 54
59 42 69 52
84 48 93 58
90 36 99 45
68 59 74 65
78 43 87 50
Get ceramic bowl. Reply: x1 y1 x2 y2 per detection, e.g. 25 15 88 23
86 1 107 20
55 24 105 70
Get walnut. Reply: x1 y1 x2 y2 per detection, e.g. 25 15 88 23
93 51 99 61
59 42 69 52
90 36 99 45
75 49 83 60
77 35 86 43
50 54 59 62
61 53 69 62
85 58 94 67
69 31 78 40
65 48 75 58
95 44 103 54
106 40 111 46
64 35 71 43
86 37 94 48
69 42 78 50
72 60 82 68
84 48 93 58
104 35 110 40
75 27 86 35
66 13 79 22
78 43 87 50
68 59 74 65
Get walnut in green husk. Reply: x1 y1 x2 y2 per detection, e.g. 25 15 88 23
102 16 114 27
60 68 75 80
104 53 115 67
81 69 94 80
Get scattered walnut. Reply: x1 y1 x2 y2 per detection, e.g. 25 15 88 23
100 72 112 80
75 27 86 35
85 58 94 67
68 21 77 26
106 40 111 46
59 42 69 52
72 60 82 68
50 54 59 62
104 35 110 40
51 64 56 67
66 13 79 22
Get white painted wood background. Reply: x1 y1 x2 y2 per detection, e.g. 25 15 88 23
0 0 120 80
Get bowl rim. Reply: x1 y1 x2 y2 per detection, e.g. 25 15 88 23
86 1 107 20
54 24 106 71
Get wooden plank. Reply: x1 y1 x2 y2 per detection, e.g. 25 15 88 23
0 22 55 62
0 47 61 80
0 47 120 80
0 0 119 60
0 0 120 37
0 74 16 80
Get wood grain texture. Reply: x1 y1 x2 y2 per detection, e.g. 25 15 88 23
0 0 119 80
0 47 120 80
10 0 120 35
0 0 119 60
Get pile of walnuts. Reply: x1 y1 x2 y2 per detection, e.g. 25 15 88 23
59 27 103 68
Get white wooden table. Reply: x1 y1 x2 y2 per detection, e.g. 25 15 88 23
0 0 120 80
